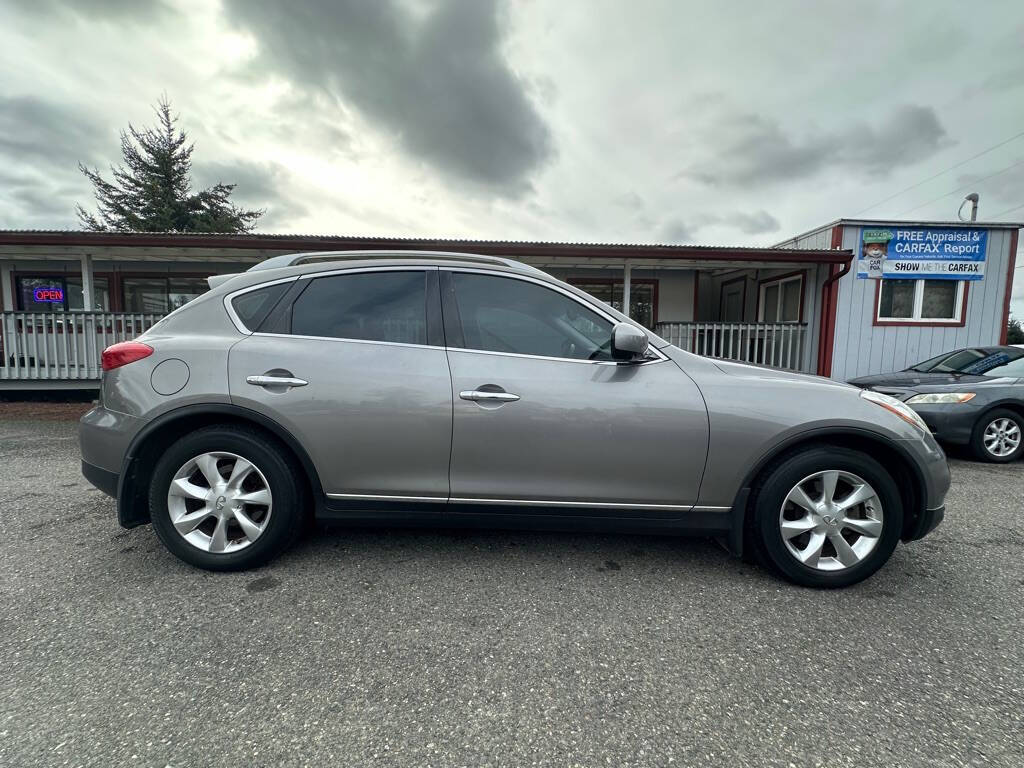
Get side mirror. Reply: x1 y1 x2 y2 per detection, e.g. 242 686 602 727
611 322 649 360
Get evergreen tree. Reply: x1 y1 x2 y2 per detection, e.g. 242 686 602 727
76 97 263 233
1008 316 1024 345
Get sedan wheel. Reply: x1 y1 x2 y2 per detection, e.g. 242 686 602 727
779 470 883 572
982 417 1021 459
970 409 1024 463
167 451 273 553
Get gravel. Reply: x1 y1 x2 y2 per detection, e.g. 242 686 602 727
0 415 1021 767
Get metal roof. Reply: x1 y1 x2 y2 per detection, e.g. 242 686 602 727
0 229 851 263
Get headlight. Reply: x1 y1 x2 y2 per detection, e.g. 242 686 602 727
906 392 976 404
859 389 928 432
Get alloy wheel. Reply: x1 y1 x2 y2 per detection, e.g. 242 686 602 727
779 470 884 572
983 417 1021 458
166 451 273 553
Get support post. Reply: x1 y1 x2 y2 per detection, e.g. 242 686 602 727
622 262 632 319
0 262 13 310
80 253 94 311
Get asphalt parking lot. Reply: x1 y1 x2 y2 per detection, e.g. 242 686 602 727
1 411 1022 767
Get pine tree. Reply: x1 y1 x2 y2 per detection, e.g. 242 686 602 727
76 97 263 233
1008 317 1024 345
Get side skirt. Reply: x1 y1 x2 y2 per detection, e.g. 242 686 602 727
316 498 734 538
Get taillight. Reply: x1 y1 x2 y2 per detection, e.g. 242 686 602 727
101 341 154 371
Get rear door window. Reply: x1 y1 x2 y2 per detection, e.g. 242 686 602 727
291 271 428 345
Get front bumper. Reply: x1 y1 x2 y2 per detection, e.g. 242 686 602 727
904 504 945 541
893 431 950 542
908 402 981 445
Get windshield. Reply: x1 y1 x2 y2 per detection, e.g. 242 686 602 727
910 348 1024 375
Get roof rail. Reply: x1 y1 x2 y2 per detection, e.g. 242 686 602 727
246 250 550 277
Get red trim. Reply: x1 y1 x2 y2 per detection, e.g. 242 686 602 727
1000 229 1019 344
717 276 747 321
565 277 659 325
0 230 853 264
817 225 846 377
755 270 806 323
871 279 969 327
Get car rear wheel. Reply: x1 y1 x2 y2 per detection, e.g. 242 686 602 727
750 446 903 588
149 425 305 571
970 409 1024 463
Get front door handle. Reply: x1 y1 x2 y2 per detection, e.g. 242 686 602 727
247 375 309 388
459 389 520 402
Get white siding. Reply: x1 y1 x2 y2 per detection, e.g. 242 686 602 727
830 226 1015 381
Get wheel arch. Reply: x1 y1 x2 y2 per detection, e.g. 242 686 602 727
973 400 1024 426
117 404 324 528
727 427 926 557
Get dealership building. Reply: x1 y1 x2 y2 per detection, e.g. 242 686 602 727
0 218 1018 389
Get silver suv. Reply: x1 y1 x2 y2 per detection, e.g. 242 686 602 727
80 251 950 588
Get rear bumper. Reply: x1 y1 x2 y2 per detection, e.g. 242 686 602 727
82 460 119 498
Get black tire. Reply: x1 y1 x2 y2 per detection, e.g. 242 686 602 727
749 446 903 589
969 408 1024 463
148 424 306 571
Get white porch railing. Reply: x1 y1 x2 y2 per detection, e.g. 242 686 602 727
0 312 810 383
0 312 163 382
655 321 809 372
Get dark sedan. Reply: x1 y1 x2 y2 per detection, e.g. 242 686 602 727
849 346 1024 463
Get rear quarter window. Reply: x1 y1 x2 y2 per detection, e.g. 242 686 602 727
230 282 291 331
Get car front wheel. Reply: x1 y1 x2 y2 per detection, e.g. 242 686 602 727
750 446 903 588
970 409 1024 463
148 425 305 571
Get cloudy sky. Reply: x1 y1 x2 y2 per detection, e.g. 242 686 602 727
2 0 1023 307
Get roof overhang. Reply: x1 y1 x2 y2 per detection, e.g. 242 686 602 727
0 230 852 266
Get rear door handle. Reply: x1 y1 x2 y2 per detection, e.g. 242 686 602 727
459 390 520 402
247 375 308 388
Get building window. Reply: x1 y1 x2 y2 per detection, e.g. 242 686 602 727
567 279 656 329
758 274 803 323
877 279 964 323
123 277 208 313
15 276 111 312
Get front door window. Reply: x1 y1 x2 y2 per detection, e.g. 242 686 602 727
450 273 615 361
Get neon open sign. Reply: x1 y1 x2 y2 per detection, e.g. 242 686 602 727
33 287 64 303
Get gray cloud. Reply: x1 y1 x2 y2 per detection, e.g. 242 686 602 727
7 0 171 20
683 105 951 186
0 95 110 172
658 218 694 244
613 191 645 211
0 96 112 227
0 169 81 228
193 160 308 231
222 0 552 194
956 160 1024 201
727 210 780 235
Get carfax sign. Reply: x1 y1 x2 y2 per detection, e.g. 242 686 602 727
856 227 987 280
